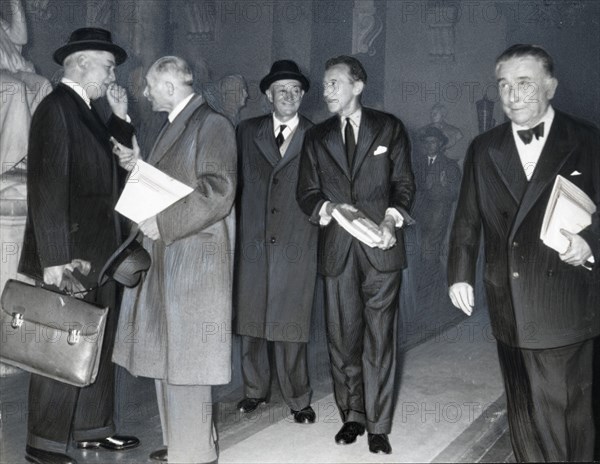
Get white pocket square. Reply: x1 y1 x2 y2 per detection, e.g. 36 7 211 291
374 146 388 156
570 170 582 176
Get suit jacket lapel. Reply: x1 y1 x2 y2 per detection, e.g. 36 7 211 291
254 116 282 168
59 84 110 150
351 109 380 178
511 112 577 237
488 124 528 204
322 116 351 181
149 95 205 166
274 116 310 174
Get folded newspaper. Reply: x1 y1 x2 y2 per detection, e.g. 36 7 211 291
540 175 596 268
332 207 383 248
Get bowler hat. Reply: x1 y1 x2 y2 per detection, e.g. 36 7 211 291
53 28 127 65
98 229 151 288
419 126 449 147
259 60 310 94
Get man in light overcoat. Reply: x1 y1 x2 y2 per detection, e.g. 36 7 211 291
112 56 236 464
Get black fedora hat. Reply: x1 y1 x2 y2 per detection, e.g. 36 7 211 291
419 126 449 147
98 229 151 288
53 27 127 65
259 60 310 94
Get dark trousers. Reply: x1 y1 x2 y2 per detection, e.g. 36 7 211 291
497 339 596 462
324 243 401 434
241 335 311 411
27 282 118 452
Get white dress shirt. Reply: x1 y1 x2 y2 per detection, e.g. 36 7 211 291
61 77 91 108
512 106 555 180
168 93 196 123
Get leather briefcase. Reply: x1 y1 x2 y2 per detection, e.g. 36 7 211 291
0 279 108 387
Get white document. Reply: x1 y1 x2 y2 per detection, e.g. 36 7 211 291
540 175 596 266
332 207 383 248
115 160 194 224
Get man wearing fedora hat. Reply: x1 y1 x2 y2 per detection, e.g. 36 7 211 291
18 27 139 464
412 126 461 268
234 60 318 423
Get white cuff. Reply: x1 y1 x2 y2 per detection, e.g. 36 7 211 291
385 207 404 228
319 201 333 226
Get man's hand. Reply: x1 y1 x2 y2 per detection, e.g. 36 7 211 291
106 83 128 120
559 229 593 266
139 216 161 240
449 282 474 316
43 264 68 287
111 135 140 171
378 215 397 250
43 259 91 294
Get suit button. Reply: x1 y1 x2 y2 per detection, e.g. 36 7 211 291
271 208 278 214
270 237 276 244
512 241 519 248
273 178 279 185
502 212 508 218
547 270 554 277
512 272 519 279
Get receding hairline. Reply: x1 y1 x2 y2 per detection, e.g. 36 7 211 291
148 56 194 85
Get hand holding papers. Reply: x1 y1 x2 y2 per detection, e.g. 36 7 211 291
115 160 194 224
332 205 384 248
540 175 596 269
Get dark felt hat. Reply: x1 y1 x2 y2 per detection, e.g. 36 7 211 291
419 126 449 147
53 28 127 65
259 60 310 94
98 229 151 288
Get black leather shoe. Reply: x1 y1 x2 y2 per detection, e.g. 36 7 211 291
334 421 366 445
237 397 267 413
149 448 168 462
291 405 316 424
76 435 140 451
25 446 77 464
368 433 392 454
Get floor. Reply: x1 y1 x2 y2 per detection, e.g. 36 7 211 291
0 308 515 464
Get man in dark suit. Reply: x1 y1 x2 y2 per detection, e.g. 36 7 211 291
297 55 414 454
18 28 139 464
448 44 599 462
413 126 461 266
235 60 318 423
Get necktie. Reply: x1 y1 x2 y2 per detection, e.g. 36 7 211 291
276 124 287 148
428 157 435 166
345 118 356 168
517 122 544 144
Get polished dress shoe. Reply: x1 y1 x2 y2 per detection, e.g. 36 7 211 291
368 433 392 454
25 446 77 464
149 448 168 462
291 405 316 424
237 397 267 413
76 435 140 451
334 421 365 445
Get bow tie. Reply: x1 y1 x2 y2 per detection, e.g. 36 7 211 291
517 122 544 144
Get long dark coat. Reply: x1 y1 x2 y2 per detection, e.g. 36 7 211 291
448 110 600 349
19 83 134 284
234 114 317 343
113 96 237 385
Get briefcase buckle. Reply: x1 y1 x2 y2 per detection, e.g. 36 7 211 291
67 329 81 345
11 313 23 328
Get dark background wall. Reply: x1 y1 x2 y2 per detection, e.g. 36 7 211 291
8 0 600 365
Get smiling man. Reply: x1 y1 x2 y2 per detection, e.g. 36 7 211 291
234 60 318 425
448 44 600 462
297 55 414 455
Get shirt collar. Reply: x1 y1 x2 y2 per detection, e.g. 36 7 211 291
511 105 555 136
340 107 362 129
61 77 91 108
273 113 299 135
168 93 195 123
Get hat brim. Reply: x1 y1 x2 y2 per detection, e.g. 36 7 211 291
260 72 309 94
53 41 128 65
